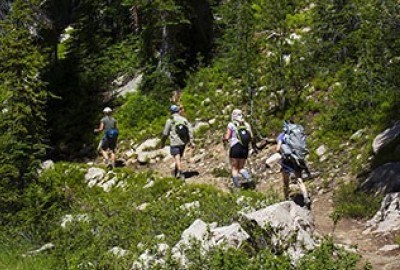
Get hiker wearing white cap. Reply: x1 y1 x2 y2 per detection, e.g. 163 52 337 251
223 109 254 190
161 104 195 180
94 107 119 169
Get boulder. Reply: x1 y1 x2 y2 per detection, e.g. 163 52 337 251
373 122 400 154
84 168 106 182
360 163 400 194
241 201 316 263
366 193 400 233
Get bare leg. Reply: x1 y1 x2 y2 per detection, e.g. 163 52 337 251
230 158 240 188
174 154 182 172
100 149 109 164
111 152 116 167
282 172 290 200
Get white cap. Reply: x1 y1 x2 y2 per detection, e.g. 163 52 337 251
103 107 112 113
232 109 244 122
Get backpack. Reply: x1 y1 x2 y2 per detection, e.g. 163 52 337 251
172 119 190 143
234 122 252 147
282 123 308 161
106 128 119 139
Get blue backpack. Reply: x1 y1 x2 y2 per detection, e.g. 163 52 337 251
106 128 119 139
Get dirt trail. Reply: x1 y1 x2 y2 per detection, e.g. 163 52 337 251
313 192 400 270
114 142 399 269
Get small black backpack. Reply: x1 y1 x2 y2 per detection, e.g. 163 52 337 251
173 119 190 143
234 122 251 147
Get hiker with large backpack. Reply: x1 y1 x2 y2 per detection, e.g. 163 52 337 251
161 105 195 180
94 107 119 169
276 117 311 207
223 109 256 190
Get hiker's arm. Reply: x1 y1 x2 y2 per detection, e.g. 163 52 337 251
160 135 167 148
188 122 195 148
94 122 104 133
223 127 231 145
160 120 171 148
276 140 282 152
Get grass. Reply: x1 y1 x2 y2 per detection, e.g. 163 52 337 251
0 240 54 270
332 181 383 223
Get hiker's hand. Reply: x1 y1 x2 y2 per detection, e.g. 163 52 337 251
189 142 196 149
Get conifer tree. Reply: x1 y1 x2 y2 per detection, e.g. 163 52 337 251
0 0 48 216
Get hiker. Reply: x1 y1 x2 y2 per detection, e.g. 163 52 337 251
223 109 255 189
276 118 311 207
94 107 119 169
161 105 195 180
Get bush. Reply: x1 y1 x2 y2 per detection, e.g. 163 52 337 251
332 181 382 222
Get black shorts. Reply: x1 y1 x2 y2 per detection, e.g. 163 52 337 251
101 136 117 152
229 143 248 159
170 145 186 157
281 157 306 174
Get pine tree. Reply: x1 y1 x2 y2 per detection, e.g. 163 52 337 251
0 0 48 217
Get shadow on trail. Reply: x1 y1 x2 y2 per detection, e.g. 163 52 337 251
114 160 126 168
183 171 200 179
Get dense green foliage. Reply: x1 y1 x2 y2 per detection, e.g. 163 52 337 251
0 0 49 219
0 163 368 269
332 181 383 222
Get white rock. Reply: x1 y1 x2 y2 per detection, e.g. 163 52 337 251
379 244 399 252
85 168 106 182
316 145 327 157
109 246 129 257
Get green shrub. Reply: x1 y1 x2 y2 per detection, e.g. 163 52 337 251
116 93 168 141
332 181 382 222
298 238 367 270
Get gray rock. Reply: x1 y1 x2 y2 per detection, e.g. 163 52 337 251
114 74 142 97
373 122 400 154
361 163 400 194
366 193 400 233
241 201 316 263
109 246 129 257
85 168 106 182
209 222 250 248
379 244 399 252
41 160 55 171
316 145 327 157
23 243 54 257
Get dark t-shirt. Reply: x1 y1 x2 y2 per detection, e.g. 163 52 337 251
101 116 117 132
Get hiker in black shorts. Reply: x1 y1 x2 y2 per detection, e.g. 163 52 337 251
94 107 118 169
223 109 254 190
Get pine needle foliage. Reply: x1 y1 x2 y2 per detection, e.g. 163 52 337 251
0 0 49 220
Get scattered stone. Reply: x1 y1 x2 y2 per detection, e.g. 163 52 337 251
108 246 129 257
23 243 54 257
316 145 327 157
379 244 399 252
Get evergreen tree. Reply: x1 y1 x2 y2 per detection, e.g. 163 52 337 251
0 0 48 218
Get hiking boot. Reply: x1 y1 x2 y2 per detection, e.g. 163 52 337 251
107 164 113 170
176 171 185 180
304 197 311 209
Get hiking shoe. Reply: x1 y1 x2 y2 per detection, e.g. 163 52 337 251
176 171 185 180
107 164 113 170
304 197 311 209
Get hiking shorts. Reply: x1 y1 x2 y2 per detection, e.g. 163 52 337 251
101 136 117 152
229 143 249 159
170 145 186 157
281 158 306 175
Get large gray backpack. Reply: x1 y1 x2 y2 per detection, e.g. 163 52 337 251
281 123 308 162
